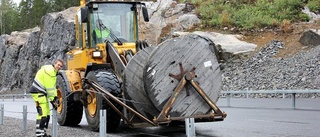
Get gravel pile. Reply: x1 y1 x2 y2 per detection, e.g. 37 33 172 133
222 40 320 98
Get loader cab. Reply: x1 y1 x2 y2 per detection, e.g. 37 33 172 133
90 3 135 45
78 2 149 48
68 1 149 70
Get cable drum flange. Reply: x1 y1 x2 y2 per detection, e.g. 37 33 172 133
123 46 160 120
143 34 222 117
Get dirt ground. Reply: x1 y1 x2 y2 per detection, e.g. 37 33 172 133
239 21 320 58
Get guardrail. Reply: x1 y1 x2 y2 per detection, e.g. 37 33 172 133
2 89 320 108
0 104 35 130
221 89 320 109
0 93 31 101
0 103 61 137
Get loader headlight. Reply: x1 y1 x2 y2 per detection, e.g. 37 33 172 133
92 51 102 58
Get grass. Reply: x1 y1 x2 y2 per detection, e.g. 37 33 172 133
187 0 316 31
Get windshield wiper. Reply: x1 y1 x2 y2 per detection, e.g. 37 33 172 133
99 23 123 45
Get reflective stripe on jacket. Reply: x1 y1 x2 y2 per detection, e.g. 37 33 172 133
30 65 57 101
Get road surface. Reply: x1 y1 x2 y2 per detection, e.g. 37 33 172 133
1 98 319 137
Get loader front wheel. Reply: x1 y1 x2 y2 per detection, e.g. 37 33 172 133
56 74 83 126
84 70 122 132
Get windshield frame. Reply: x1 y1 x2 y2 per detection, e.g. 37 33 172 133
89 3 139 47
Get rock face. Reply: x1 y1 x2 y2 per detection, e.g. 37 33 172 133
0 7 77 93
142 0 201 45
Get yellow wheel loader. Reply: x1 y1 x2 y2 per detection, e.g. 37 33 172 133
56 0 226 133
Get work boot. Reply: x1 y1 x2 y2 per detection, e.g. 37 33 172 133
44 130 51 137
39 134 51 137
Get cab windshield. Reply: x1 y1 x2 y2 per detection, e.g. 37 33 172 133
90 3 137 45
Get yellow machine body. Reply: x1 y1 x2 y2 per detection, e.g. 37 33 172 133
66 43 136 71
56 0 162 132
64 0 148 92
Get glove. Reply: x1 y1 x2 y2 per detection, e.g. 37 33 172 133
53 96 60 106
36 101 43 115
50 101 57 110
36 106 42 115
50 96 60 110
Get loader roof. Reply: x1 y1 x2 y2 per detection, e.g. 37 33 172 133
88 0 156 2
81 0 156 6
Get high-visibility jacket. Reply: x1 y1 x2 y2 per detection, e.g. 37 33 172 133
29 65 58 101
95 28 110 38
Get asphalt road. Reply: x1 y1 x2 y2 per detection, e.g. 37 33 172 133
199 98 320 137
1 98 320 137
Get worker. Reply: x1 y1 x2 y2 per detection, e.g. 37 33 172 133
28 59 64 137
93 19 110 44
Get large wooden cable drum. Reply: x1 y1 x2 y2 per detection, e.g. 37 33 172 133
123 34 222 119
143 34 222 117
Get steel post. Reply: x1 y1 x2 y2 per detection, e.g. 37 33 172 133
0 104 4 125
52 109 57 137
227 93 231 107
185 118 195 137
100 109 107 137
24 92 27 102
23 105 27 131
292 93 296 109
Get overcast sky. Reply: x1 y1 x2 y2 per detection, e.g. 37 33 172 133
13 0 21 4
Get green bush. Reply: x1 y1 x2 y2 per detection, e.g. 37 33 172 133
306 0 320 13
192 0 311 30
299 13 310 22
233 0 275 29
272 0 304 21
193 0 235 28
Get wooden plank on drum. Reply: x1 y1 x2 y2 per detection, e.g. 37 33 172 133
123 46 160 120
144 34 222 117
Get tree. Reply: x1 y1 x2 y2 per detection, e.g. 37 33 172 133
1 0 80 35
30 0 49 27
0 0 19 35
50 0 78 12
18 0 33 30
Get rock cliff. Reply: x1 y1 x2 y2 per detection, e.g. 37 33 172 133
0 7 77 93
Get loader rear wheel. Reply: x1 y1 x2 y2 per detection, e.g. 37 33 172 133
84 70 122 132
56 74 83 126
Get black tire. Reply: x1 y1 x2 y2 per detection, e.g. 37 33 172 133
56 74 83 126
84 69 122 132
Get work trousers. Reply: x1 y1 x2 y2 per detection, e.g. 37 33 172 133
31 93 50 137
